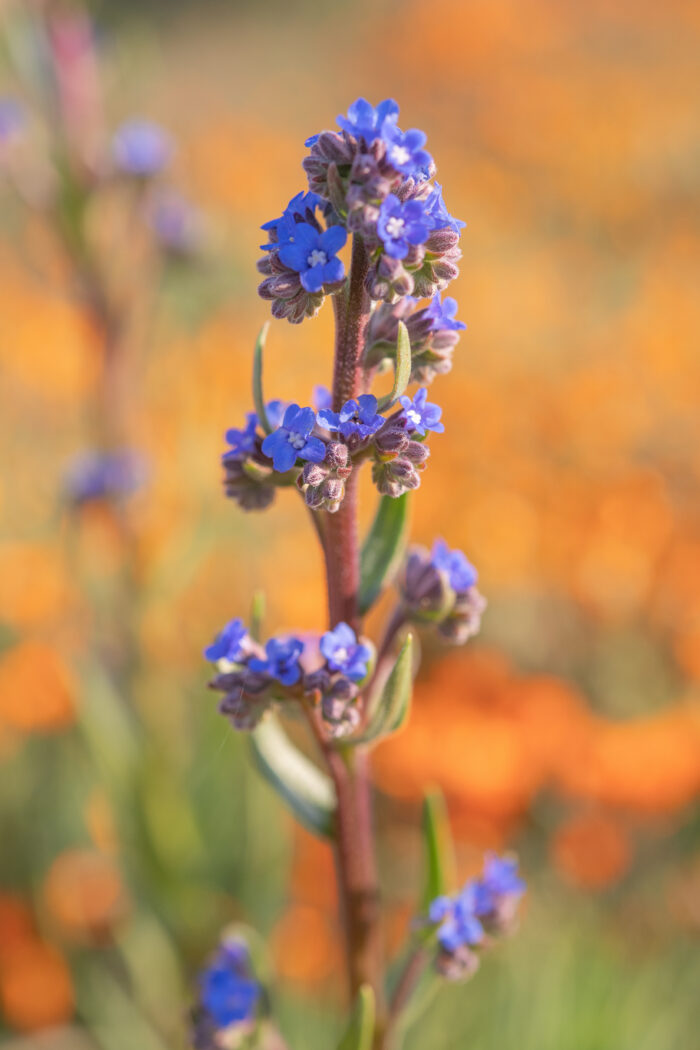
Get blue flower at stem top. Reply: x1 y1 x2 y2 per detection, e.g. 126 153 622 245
425 182 466 233
425 293 466 332
383 125 432 177
377 195 433 260
112 119 172 176
431 539 478 592
204 618 249 664
278 223 347 292
399 387 445 436
249 636 304 686
320 622 372 682
336 97 399 144
198 938 260 1030
317 394 384 441
261 404 326 473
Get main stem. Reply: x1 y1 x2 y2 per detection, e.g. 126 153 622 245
322 236 386 1030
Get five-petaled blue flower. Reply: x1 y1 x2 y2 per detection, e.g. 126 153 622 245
317 394 384 441
260 190 324 251
430 884 485 953
320 622 372 682
383 125 432 178
249 636 304 686
112 119 173 176
377 195 432 260
425 182 465 233
204 618 249 664
224 413 259 457
198 938 260 1030
398 387 445 436
336 97 399 144
431 539 478 592
278 223 347 293
425 293 466 332
261 404 326 473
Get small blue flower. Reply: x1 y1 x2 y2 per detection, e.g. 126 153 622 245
198 938 260 1030
260 190 324 251
224 413 259 457
278 222 347 293
313 385 333 412
425 182 465 233
261 404 326 473
335 97 399 144
474 854 526 916
320 622 371 682
425 293 466 332
0 97 24 142
63 451 147 504
398 388 444 436
377 195 432 260
383 125 432 177
204 619 249 663
249 636 304 686
432 883 484 953
430 539 478 592
112 119 173 176
317 394 384 441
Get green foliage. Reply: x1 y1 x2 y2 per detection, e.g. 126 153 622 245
253 322 273 434
377 320 412 411
336 986 375 1050
355 634 414 745
421 788 457 911
359 493 410 616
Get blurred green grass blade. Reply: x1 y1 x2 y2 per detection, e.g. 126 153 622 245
253 322 273 434
355 634 413 746
359 493 409 615
77 659 140 791
251 590 266 641
421 787 456 910
337 985 375 1050
251 715 336 838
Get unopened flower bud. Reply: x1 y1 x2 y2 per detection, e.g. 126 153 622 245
303 461 329 486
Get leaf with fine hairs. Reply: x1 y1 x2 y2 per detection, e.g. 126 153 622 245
359 492 410 615
252 322 273 434
377 320 411 411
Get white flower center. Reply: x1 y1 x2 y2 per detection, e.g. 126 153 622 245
334 647 349 663
406 408 421 426
391 145 411 166
288 432 306 449
385 216 405 239
307 248 327 267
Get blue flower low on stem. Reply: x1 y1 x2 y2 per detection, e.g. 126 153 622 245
204 618 249 664
112 119 173 176
430 539 478 592
261 404 326 472
377 195 433 260
224 413 259 456
430 884 484 953
260 190 324 251
320 622 372 682
425 182 466 233
249 636 304 686
399 388 445 436
317 394 384 442
278 223 347 292
193 937 261 1049
425 293 466 333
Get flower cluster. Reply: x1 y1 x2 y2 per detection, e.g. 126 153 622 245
364 292 466 383
191 936 262 1049
401 539 486 643
428 854 525 980
205 619 372 736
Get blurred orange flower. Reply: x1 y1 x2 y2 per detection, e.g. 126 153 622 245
42 849 128 945
0 641 76 733
551 811 632 890
0 940 74 1032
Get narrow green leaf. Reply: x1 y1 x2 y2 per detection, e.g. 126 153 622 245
359 493 410 616
355 634 414 745
251 716 336 838
337 985 375 1050
253 322 273 434
250 591 266 642
377 320 411 411
421 788 457 911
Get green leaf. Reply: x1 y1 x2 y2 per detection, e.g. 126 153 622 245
253 323 273 434
336 985 375 1050
377 320 411 411
251 716 336 838
421 788 457 911
359 493 410 615
250 591 266 642
355 634 414 746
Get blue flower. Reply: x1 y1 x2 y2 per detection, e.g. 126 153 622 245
377 195 432 260
0 97 24 142
224 413 259 457
112 119 173 176
261 404 326 473
431 540 477 592
313 385 333 412
198 938 260 1030
425 293 466 332
249 636 304 686
431 884 484 953
430 539 478 592
317 394 384 441
474 854 526 917
278 223 347 293
260 190 324 251
425 182 465 233
320 622 372 682
336 97 399 144
383 125 432 177
398 387 445 436
63 451 147 504
204 619 248 664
